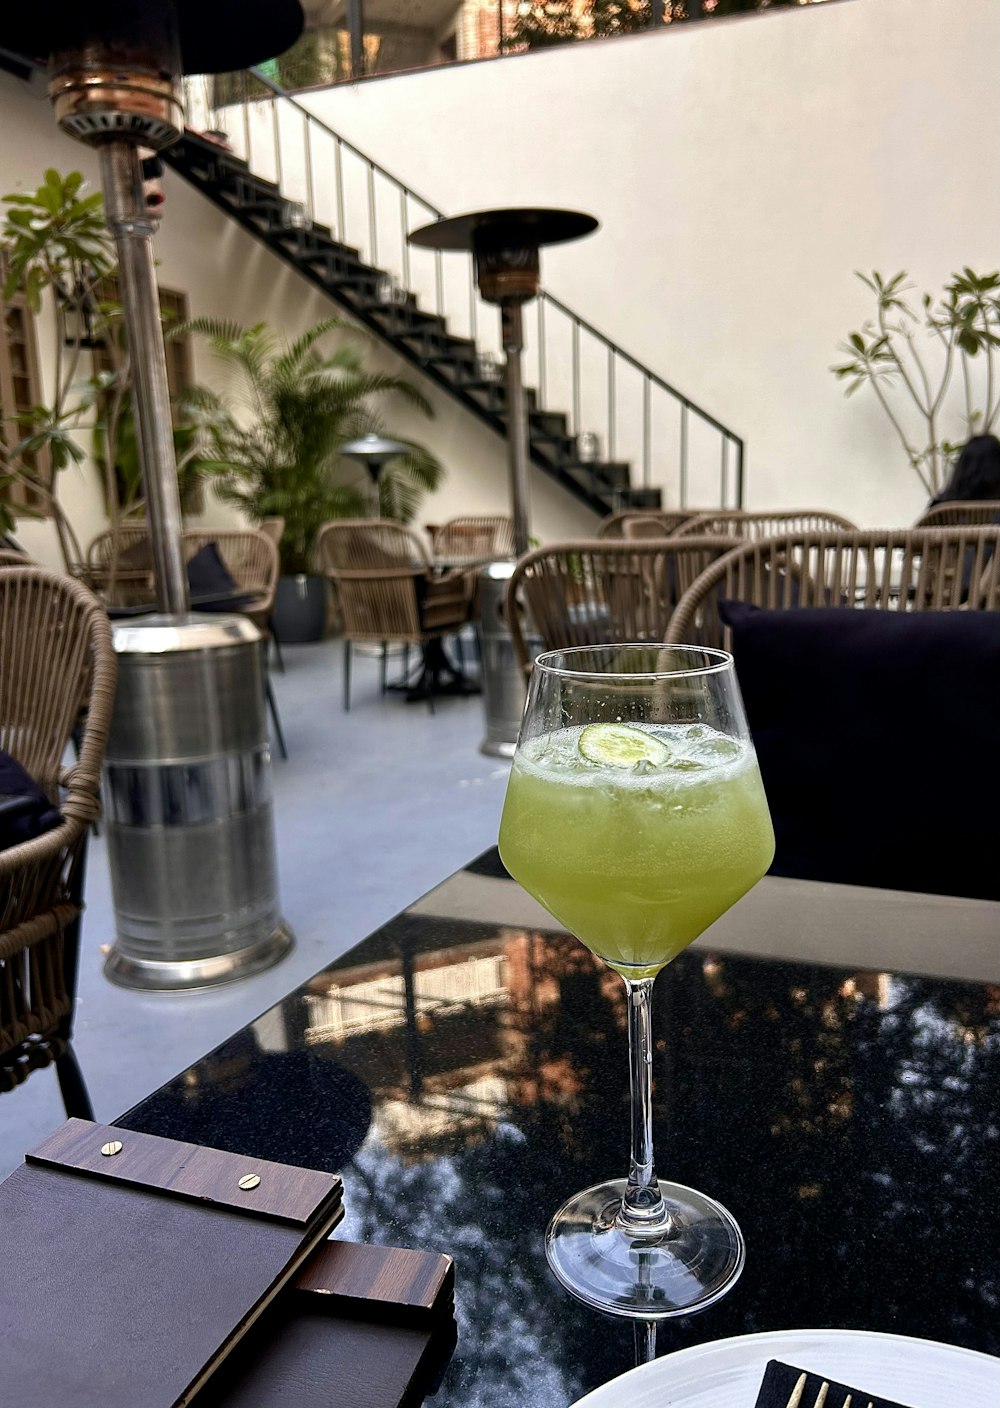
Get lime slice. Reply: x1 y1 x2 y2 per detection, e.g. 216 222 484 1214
578 723 671 768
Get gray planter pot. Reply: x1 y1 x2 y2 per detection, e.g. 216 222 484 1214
273 574 327 644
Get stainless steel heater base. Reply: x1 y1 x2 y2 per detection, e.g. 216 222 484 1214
102 614 294 991
104 921 294 992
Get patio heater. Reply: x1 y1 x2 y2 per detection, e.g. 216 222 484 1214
3 1 304 988
408 208 598 756
340 433 410 516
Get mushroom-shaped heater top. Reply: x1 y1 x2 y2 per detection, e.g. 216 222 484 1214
340 434 410 483
409 207 598 304
2 0 304 147
1 0 304 76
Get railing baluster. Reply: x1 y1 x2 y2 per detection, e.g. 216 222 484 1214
680 403 689 507
272 97 282 189
572 315 581 437
304 115 315 222
607 347 616 461
434 250 443 317
537 298 546 407
719 434 728 505
642 377 651 488
469 260 477 344
334 137 346 243
241 72 251 166
400 189 410 289
367 162 378 265
734 436 745 508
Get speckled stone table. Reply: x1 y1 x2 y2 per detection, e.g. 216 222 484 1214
119 851 1000 1407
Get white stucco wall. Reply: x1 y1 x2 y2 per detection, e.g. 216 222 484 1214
295 0 1000 526
4 0 998 569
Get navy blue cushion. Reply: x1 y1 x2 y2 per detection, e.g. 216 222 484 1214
719 601 1000 900
0 748 61 851
186 542 255 611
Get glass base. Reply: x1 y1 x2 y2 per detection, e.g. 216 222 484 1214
544 1178 745 1319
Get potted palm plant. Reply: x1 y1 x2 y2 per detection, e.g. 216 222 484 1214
179 316 443 641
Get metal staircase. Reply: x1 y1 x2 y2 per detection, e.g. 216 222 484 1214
171 70 744 517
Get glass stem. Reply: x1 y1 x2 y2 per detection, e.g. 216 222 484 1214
619 976 669 1232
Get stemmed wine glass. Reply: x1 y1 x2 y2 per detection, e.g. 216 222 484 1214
498 645 775 1318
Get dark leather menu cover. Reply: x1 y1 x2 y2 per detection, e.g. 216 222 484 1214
0 1119 343 1408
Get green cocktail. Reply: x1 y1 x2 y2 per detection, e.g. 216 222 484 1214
501 645 773 1319
499 722 774 979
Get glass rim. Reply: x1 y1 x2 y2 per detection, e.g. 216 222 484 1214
532 643 734 681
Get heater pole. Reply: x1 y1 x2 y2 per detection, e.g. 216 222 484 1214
100 142 189 615
501 302 531 559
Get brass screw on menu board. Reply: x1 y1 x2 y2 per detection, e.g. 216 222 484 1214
238 1174 261 1191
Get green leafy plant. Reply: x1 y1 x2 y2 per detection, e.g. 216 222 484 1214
0 169 117 561
176 316 444 574
832 269 1000 497
0 168 203 573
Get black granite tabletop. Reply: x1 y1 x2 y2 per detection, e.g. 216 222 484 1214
118 850 1000 1407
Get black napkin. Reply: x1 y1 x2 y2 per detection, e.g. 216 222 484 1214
755 1360 917 1408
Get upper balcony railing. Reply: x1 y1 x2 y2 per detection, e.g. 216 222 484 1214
225 1 838 95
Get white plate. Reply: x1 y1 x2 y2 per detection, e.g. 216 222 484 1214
569 1328 1000 1408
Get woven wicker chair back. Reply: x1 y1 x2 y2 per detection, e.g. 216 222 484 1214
505 536 737 675
430 516 515 562
914 500 1000 528
675 509 858 539
315 520 429 642
666 527 1000 649
85 527 278 611
182 529 278 609
596 509 700 539
258 515 285 545
0 570 116 1075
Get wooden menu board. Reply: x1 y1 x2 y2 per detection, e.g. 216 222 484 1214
0 1119 344 1408
204 1241 457 1408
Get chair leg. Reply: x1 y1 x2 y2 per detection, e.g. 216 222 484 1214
426 647 438 716
268 617 286 674
343 639 352 712
380 642 388 694
454 631 465 673
266 679 288 760
55 1044 94 1121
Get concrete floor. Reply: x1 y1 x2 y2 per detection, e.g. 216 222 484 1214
0 635 511 1178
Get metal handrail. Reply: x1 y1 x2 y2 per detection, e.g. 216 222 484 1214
183 66 744 508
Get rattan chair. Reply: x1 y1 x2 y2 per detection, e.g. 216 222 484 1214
429 515 516 564
506 536 737 676
86 526 278 623
183 529 287 758
84 523 153 607
315 519 474 711
915 500 1000 528
674 508 858 539
0 568 116 1116
259 515 285 546
666 527 1000 648
85 526 287 758
596 509 700 539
